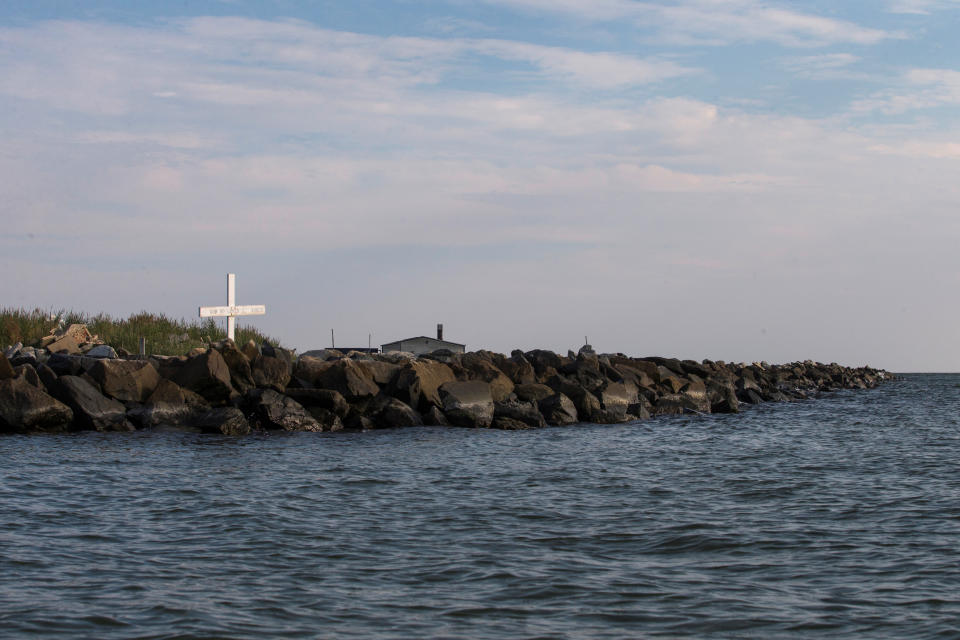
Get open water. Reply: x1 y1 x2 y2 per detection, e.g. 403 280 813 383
1 374 959 639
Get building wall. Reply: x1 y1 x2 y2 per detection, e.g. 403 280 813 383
381 337 466 355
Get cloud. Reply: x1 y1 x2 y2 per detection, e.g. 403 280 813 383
782 52 859 71
480 0 894 46
852 68 960 114
870 140 960 158
0 16 958 368
887 0 960 13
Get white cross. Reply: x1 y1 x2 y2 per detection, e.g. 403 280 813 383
198 273 266 341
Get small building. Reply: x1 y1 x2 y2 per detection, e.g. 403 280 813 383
381 324 465 355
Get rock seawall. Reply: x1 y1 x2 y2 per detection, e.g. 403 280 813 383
0 341 892 435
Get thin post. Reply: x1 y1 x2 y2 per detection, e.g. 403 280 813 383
331 329 335 349
138 337 146 358
227 273 236 341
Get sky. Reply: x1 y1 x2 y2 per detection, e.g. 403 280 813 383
1 1 959 371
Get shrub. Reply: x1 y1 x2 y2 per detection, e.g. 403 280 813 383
0 308 283 356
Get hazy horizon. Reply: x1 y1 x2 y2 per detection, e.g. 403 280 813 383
2 1 959 372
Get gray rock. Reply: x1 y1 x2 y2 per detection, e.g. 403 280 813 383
597 381 634 420
87 359 160 403
494 399 546 429
423 405 449 426
538 393 578 426
652 393 708 416
13 364 43 389
46 353 84 377
627 401 651 420
513 383 555 404
386 360 457 411
355 360 401 386
284 388 350 418
85 345 118 359
172 349 236 404
215 340 255 393
305 407 344 432
127 379 209 429
4 342 23 359
55 376 134 432
247 389 322 432
370 396 423 428
251 354 291 392
0 377 74 433
190 407 251 436
492 416 536 430
439 380 494 428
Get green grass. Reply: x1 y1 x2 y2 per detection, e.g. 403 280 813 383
0 308 282 356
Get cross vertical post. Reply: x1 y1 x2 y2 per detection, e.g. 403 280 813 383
227 273 236 341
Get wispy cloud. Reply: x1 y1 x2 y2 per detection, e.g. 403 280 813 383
887 0 960 14
480 0 894 46
852 68 960 114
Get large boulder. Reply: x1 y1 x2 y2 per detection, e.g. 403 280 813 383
459 353 514 402
297 358 379 402
494 399 546 429
307 408 345 432
652 393 708 416
559 359 608 394
0 354 15 380
0 377 74 433
85 345 118 359
387 360 457 412
538 393 578 426
46 353 84 377
524 349 566 381
46 334 80 355
355 360 402 387
128 379 206 429
190 407 251 436
545 375 604 422
628 359 661 381
423 405 450 426
284 388 350 418
679 378 711 413
171 349 236 404
611 362 656 390
247 389 322 432
251 354 291 392
367 395 423 428
498 351 537 385
492 416 536 430
596 381 635 422
514 383 555 404
87 359 160 403
658 367 686 394
215 340 255 393
13 364 43 390
54 376 134 432
439 380 494 428
708 380 739 413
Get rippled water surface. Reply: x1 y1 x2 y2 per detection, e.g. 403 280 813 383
2 374 960 638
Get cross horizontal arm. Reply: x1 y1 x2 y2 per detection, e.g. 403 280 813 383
199 305 266 318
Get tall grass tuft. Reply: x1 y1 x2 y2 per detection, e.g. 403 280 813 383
0 308 282 356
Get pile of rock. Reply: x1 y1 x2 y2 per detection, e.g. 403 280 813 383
17 323 119 359
0 340 892 435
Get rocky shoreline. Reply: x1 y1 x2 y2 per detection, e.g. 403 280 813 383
0 338 891 435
